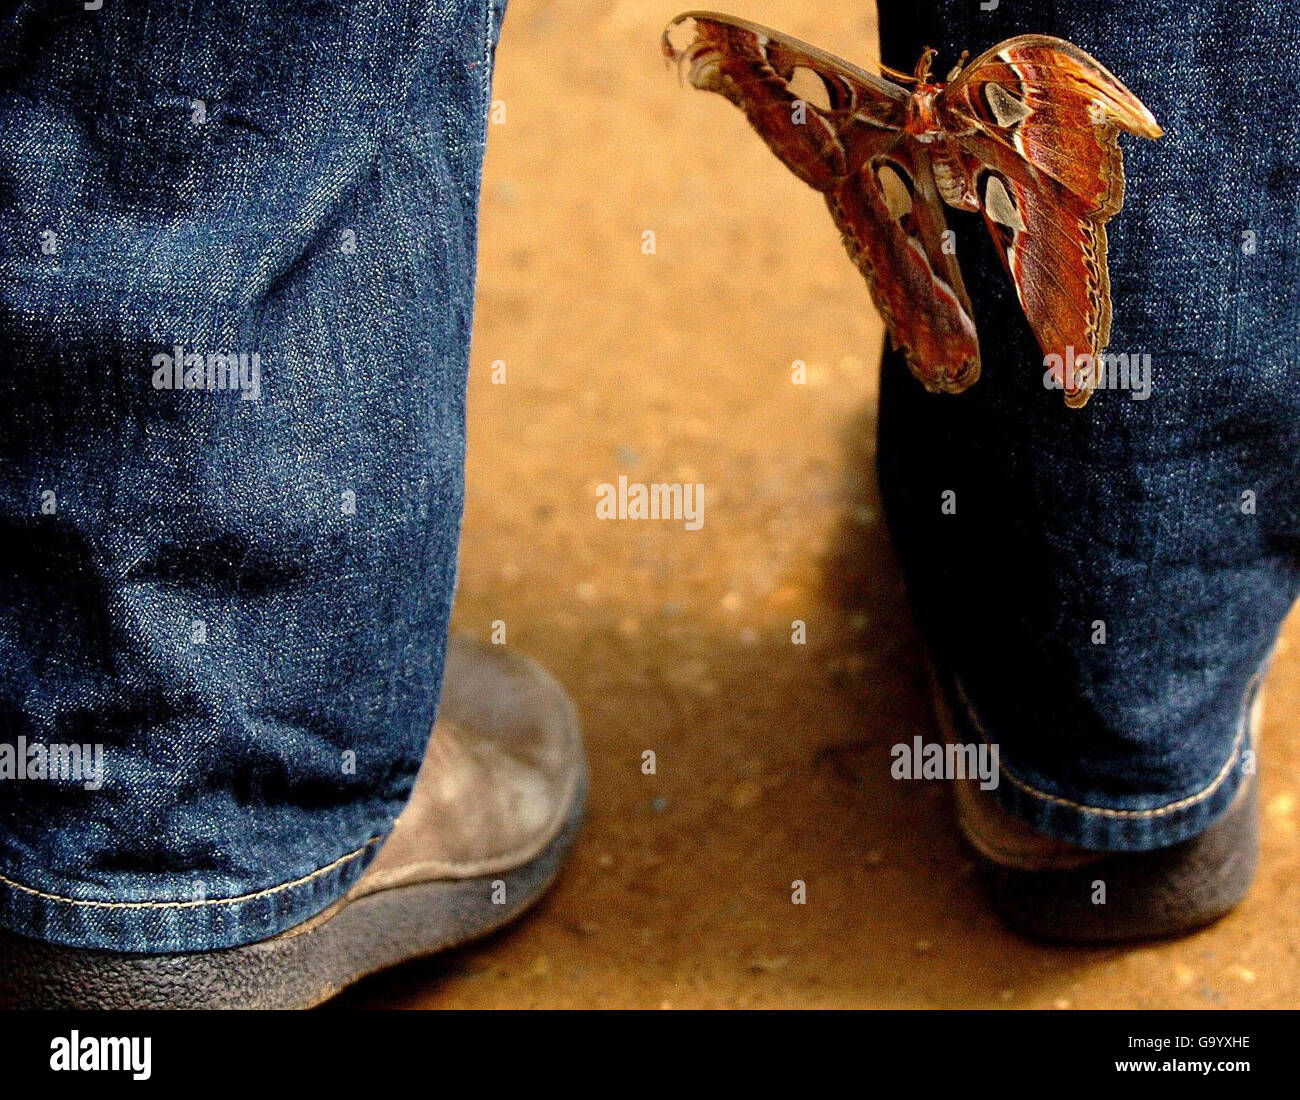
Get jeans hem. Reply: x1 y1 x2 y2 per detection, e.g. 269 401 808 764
0 836 384 954
934 661 1262 852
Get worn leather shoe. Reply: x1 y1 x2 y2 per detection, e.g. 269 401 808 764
0 635 587 1008
932 668 1259 945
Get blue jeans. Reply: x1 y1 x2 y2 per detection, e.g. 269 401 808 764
0 0 505 951
877 1 1299 848
2 0 1294 957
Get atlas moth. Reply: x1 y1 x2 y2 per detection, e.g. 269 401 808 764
663 12 1163 407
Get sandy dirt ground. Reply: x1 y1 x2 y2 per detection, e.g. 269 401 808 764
339 0 1300 1008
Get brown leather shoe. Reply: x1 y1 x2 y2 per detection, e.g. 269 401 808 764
0 636 587 1008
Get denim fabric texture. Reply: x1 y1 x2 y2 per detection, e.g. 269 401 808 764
877 1 1299 848
0 0 496 951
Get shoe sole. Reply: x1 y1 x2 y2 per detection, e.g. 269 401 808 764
981 769 1257 945
927 663 1260 945
0 768 586 1009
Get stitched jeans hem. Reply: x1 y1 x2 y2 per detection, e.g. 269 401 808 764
0 837 383 954
932 661 1261 852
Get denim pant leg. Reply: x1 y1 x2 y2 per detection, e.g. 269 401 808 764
0 0 496 951
877 1 1300 848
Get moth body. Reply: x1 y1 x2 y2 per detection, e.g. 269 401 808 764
930 144 982 213
903 86 943 143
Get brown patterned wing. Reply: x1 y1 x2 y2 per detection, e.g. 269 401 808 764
831 143 981 391
937 35 1163 406
664 12 981 392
